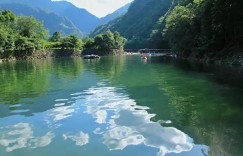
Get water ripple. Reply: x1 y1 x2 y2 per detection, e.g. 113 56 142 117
79 86 194 156
0 83 207 155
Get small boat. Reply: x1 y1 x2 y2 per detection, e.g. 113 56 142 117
83 54 100 59
141 56 147 60
141 54 147 60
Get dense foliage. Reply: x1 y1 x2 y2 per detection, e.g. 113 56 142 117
45 32 83 50
164 0 243 58
83 30 126 54
91 0 172 49
0 0 99 34
0 10 48 58
0 10 86 59
92 0 243 59
0 10 126 59
0 3 83 37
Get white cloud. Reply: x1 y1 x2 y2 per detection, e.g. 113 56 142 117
52 0 133 17
83 86 193 156
63 131 89 146
0 123 54 152
49 106 74 121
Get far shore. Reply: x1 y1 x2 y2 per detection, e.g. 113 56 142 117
1 48 243 67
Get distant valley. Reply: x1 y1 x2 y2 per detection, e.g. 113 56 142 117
0 0 130 36
0 3 83 37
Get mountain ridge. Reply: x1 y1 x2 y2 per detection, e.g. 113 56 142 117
0 0 131 34
0 3 83 37
91 0 172 48
99 3 131 26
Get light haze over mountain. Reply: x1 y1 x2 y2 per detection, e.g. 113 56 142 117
0 0 131 35
52 0 133 18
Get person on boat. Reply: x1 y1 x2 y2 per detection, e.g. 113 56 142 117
141 53 147 59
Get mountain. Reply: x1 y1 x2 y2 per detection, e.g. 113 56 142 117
0 0 99 34
49 1 100 34
99 3 131 25
0 0 131 34
91 0 173 48
0 3 83 37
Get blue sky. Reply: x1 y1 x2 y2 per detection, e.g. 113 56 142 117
52 0 133 18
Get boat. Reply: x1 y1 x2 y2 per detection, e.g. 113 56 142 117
83 54 100 59
141 54 147 60
141 56 147 60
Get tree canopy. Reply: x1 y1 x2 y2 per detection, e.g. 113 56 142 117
0 10 48 58
163 0 243 58
91 0 172 49
85 30 126 51
91 0 243 59
0 10 87 59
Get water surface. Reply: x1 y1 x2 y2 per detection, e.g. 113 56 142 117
0 56 242 156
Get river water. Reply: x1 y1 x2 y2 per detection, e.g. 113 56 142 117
0 56 242 156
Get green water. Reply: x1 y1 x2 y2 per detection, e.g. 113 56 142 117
0 56 243 156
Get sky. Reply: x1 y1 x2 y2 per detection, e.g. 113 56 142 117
52 0 133 18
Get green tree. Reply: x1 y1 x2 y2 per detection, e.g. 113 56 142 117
0 10 51 58
15 36 35 57
163 0 243 58
61 35 83 50
16 16 47 40
113 31 126 50
0 22 16 58
164 5 195 56
92 31 126 51
93 34 104 50
0 27 8 55
0 10 16 24
83 36 94 49
102 30 115 50
91 0 172 49
49 31 62 42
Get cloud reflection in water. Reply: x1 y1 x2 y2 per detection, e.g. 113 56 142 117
49 106 75 122
83 86 193 156
0 84 195 155
63 131 89 146
0 123 54 152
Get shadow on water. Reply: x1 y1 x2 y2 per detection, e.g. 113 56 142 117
148 58 243 156
85 55 243 156
161 58 243 89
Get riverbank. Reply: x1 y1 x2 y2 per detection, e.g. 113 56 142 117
32 49 82 59
0 49 82 61
0 48 126 62
179 47 243 66
82 49 124 56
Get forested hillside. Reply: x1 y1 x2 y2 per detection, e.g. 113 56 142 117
99 3 131 26
91 0 173 48
1 0 242 60
0 0 99 34
164 0 243 59
0 3 82 37
92 0 243 60
0 0 130 34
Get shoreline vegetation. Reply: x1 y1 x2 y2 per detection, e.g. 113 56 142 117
162 0 243 66
1 6 243 67
0 10 126 61
91 0 243 66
